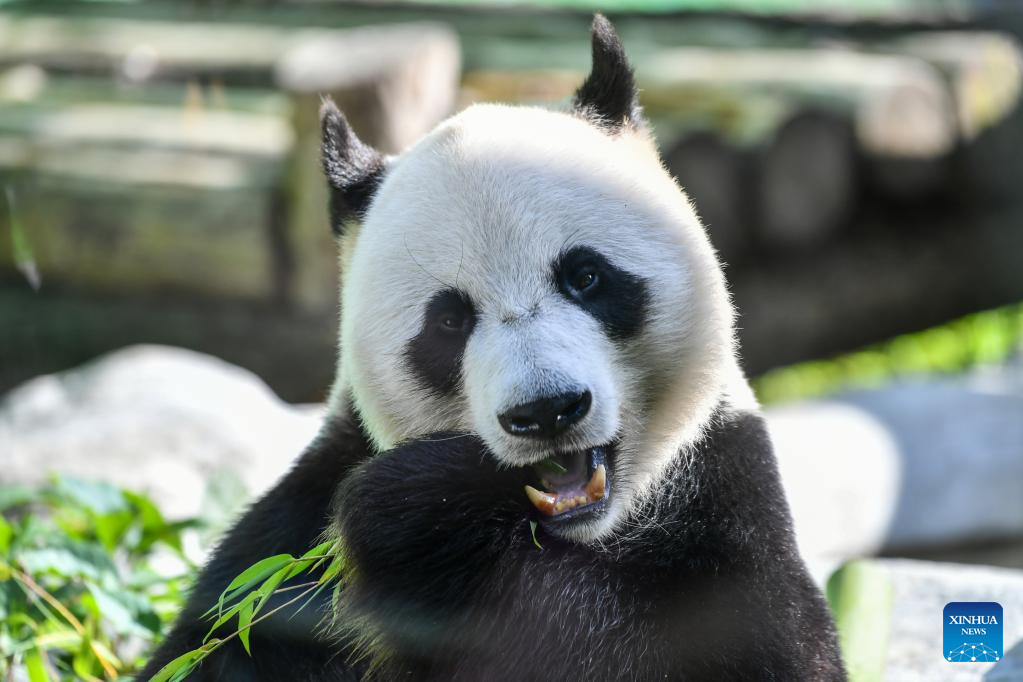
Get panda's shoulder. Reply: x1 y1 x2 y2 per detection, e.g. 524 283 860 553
655 405 794 547
678 403 775 476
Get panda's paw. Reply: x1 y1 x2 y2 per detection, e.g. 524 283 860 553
333 433 529 610
339 432 528 518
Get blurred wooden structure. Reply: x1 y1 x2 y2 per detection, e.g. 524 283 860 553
0 4 1022 400
0 16 459 311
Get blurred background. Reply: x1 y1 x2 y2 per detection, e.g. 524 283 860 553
1 1 1022 680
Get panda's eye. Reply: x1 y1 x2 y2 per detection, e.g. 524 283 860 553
437 311 468 334
572 269 598 293
553 246 649 341
406 289 476 395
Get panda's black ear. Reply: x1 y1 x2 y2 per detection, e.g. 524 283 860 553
572 15 643 132
320 97 388 236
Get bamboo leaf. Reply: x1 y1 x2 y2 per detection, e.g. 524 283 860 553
24 648 51 682
210 553 294 617
252 566 290 616
204 591 258 641
300 540 335 561
149 649 203 682
318 552 346 585
238 600 254 656
284 558 316 581
537 459 567 474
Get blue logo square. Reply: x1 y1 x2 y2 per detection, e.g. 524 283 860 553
944 602 1002 663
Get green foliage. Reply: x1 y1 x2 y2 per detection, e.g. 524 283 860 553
3 185 41 291
754 302 1023 404
150 541 345 681
826 561 895 682
0 474 340 680
0 477 196 680
529 520 543 550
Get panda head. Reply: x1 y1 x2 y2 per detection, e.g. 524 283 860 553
324 16 739 542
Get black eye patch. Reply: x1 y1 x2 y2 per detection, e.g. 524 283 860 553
552 246 650 341
404 289 477 395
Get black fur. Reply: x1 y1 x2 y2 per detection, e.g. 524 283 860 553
321 98 388 236
142 406 845 680
404 289 477 396
334 407 845 680
573 15 644 132
553 246 650 341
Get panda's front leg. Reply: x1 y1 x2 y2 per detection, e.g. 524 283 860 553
333 433 530 661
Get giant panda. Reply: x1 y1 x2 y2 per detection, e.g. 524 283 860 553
141 16 846 681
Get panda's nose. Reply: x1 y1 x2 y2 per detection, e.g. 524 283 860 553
498 390 592 439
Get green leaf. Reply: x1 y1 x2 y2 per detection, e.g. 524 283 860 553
24 647 51 682
17 540 117 581
92 511 133 551
826 560 894 682
149 649 203 682
53 477 127 516
101 583 162 634
72 635 97 680
204 592 258 641
300 540 335 560
318 551 346 585
238 600 254 655
124 490 187 554
537 459 567 474
529 520 543 550
28 629 83 653
0 485 35 512
283 539 336 580
86 583 152 637
124 490 166 529
214 554 294 613
0 515 13 553
18 548 101 580
252 566 290 613
283 558 315 582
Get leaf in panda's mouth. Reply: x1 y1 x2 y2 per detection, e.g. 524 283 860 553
523 446 609 518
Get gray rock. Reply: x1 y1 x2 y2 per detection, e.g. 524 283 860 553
0 345 323 520
769 400 903 560
768 373 1023 561
872 560 1023 681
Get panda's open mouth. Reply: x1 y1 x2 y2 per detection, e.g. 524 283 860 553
524 445 611 521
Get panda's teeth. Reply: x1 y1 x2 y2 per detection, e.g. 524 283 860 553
526 464 608 517
525 485 556 515
585 464 606 501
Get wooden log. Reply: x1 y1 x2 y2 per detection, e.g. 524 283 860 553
734 201 1023 376
0 19 461 314
864 155 951 203
664 130 750 261
890 31 1023 142
887 31 1023 202
755 109 857 250
0 96 292 302
642 47 958 159
276 23 459 155
0 15 304 82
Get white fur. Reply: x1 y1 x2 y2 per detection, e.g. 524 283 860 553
331 104 747 541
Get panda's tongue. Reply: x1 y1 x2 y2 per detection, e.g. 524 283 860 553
524 449 607 517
